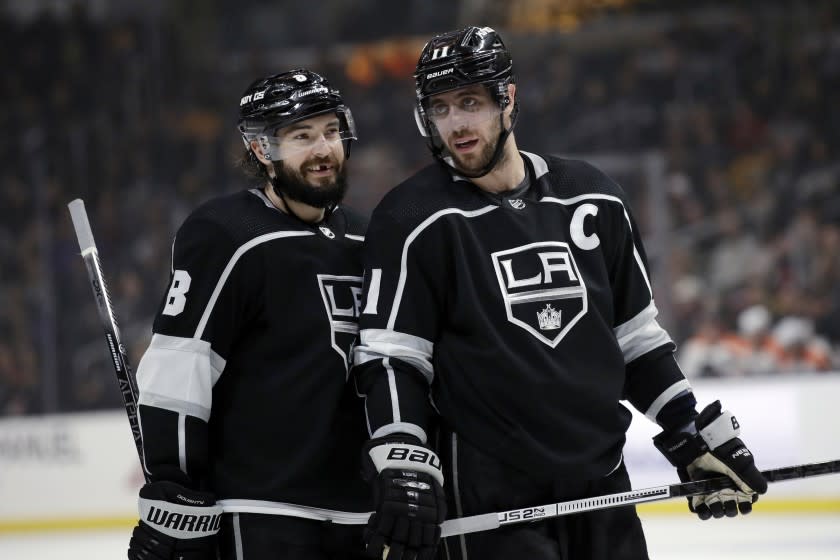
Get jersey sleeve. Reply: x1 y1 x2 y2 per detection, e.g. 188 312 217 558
599 175 696 428
352 207 443 444
136 216 256 484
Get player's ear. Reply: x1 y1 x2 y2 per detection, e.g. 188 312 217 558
250 140 272 167
504 83 516 114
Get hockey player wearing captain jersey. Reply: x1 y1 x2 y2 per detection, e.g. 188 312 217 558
127 69 372 560
354 27 768 560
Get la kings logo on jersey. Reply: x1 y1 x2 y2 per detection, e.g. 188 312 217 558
316 274 363 374
491 241 588 347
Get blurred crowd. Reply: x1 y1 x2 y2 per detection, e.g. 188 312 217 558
1 1 839 415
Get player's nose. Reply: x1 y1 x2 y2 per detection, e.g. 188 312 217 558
310 134 332 156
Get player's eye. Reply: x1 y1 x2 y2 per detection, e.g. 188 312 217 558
461 97 479 111
429 104 449 118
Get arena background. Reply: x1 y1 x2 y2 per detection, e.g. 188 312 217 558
1 0 838 557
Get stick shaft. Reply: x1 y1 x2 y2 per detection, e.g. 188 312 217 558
672 459 840 497
68 199 149 482
440 459 840 537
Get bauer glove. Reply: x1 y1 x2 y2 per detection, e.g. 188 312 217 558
128 480 221 560
362 435 446 560
654 400 768 520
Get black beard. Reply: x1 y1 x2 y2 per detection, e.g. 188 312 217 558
270 157 348 209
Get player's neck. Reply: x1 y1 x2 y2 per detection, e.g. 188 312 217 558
469 137 525 194
264 185 325 224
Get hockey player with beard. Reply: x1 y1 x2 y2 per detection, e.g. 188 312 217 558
127 69 371 560
353 27 768 560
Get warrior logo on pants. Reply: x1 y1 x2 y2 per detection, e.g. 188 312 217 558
491 241 588 347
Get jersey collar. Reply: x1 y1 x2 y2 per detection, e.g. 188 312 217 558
447 150 549 183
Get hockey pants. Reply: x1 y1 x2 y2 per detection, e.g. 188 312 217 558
437 432 649 560
217 512 367 560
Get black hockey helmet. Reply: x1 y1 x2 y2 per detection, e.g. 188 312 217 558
413 26 518 177
238 69 356 161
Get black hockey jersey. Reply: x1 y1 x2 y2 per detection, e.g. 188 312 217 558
354 152 692 480
136 188 371 520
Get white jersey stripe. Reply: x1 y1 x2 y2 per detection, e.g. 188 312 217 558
645 380 693 421
194 230 313 338
613 300 674 362
385 357 401 423
178 414 187 474
617 316 673 364
232 513 244 560
218 499 372 524
355 349 434 384
387 206 498 330
136 333 226 421
169 237 176 275
355 328 434 382
363 268 382 315
614 300 658 340
371 422 429 444
521 151 549 178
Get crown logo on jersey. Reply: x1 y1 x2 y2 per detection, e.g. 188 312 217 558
492 241 588 347
536 304 562 330
508 199 526 210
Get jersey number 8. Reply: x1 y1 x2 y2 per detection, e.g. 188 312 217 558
162 269 192 316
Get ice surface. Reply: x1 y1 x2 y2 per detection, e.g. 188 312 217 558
0 514 837 559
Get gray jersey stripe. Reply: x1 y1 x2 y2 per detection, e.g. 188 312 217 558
620 318 673 364
613 301 674 363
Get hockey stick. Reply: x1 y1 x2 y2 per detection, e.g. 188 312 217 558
68 198 149 483
440 459 840 537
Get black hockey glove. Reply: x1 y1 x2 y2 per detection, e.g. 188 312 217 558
128 480 221 560
362 435 447 560
653 400 768 520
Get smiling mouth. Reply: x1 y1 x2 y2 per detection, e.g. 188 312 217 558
306 163 334 175
452 138 479 152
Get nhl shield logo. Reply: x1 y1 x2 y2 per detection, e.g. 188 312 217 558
491 241 588 347
316 274 363 374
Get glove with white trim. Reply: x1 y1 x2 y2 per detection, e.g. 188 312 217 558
653 400 768 520
362 435 446 560
128 480 221 560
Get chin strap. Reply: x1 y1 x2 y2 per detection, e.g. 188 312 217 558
434 101 520 179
